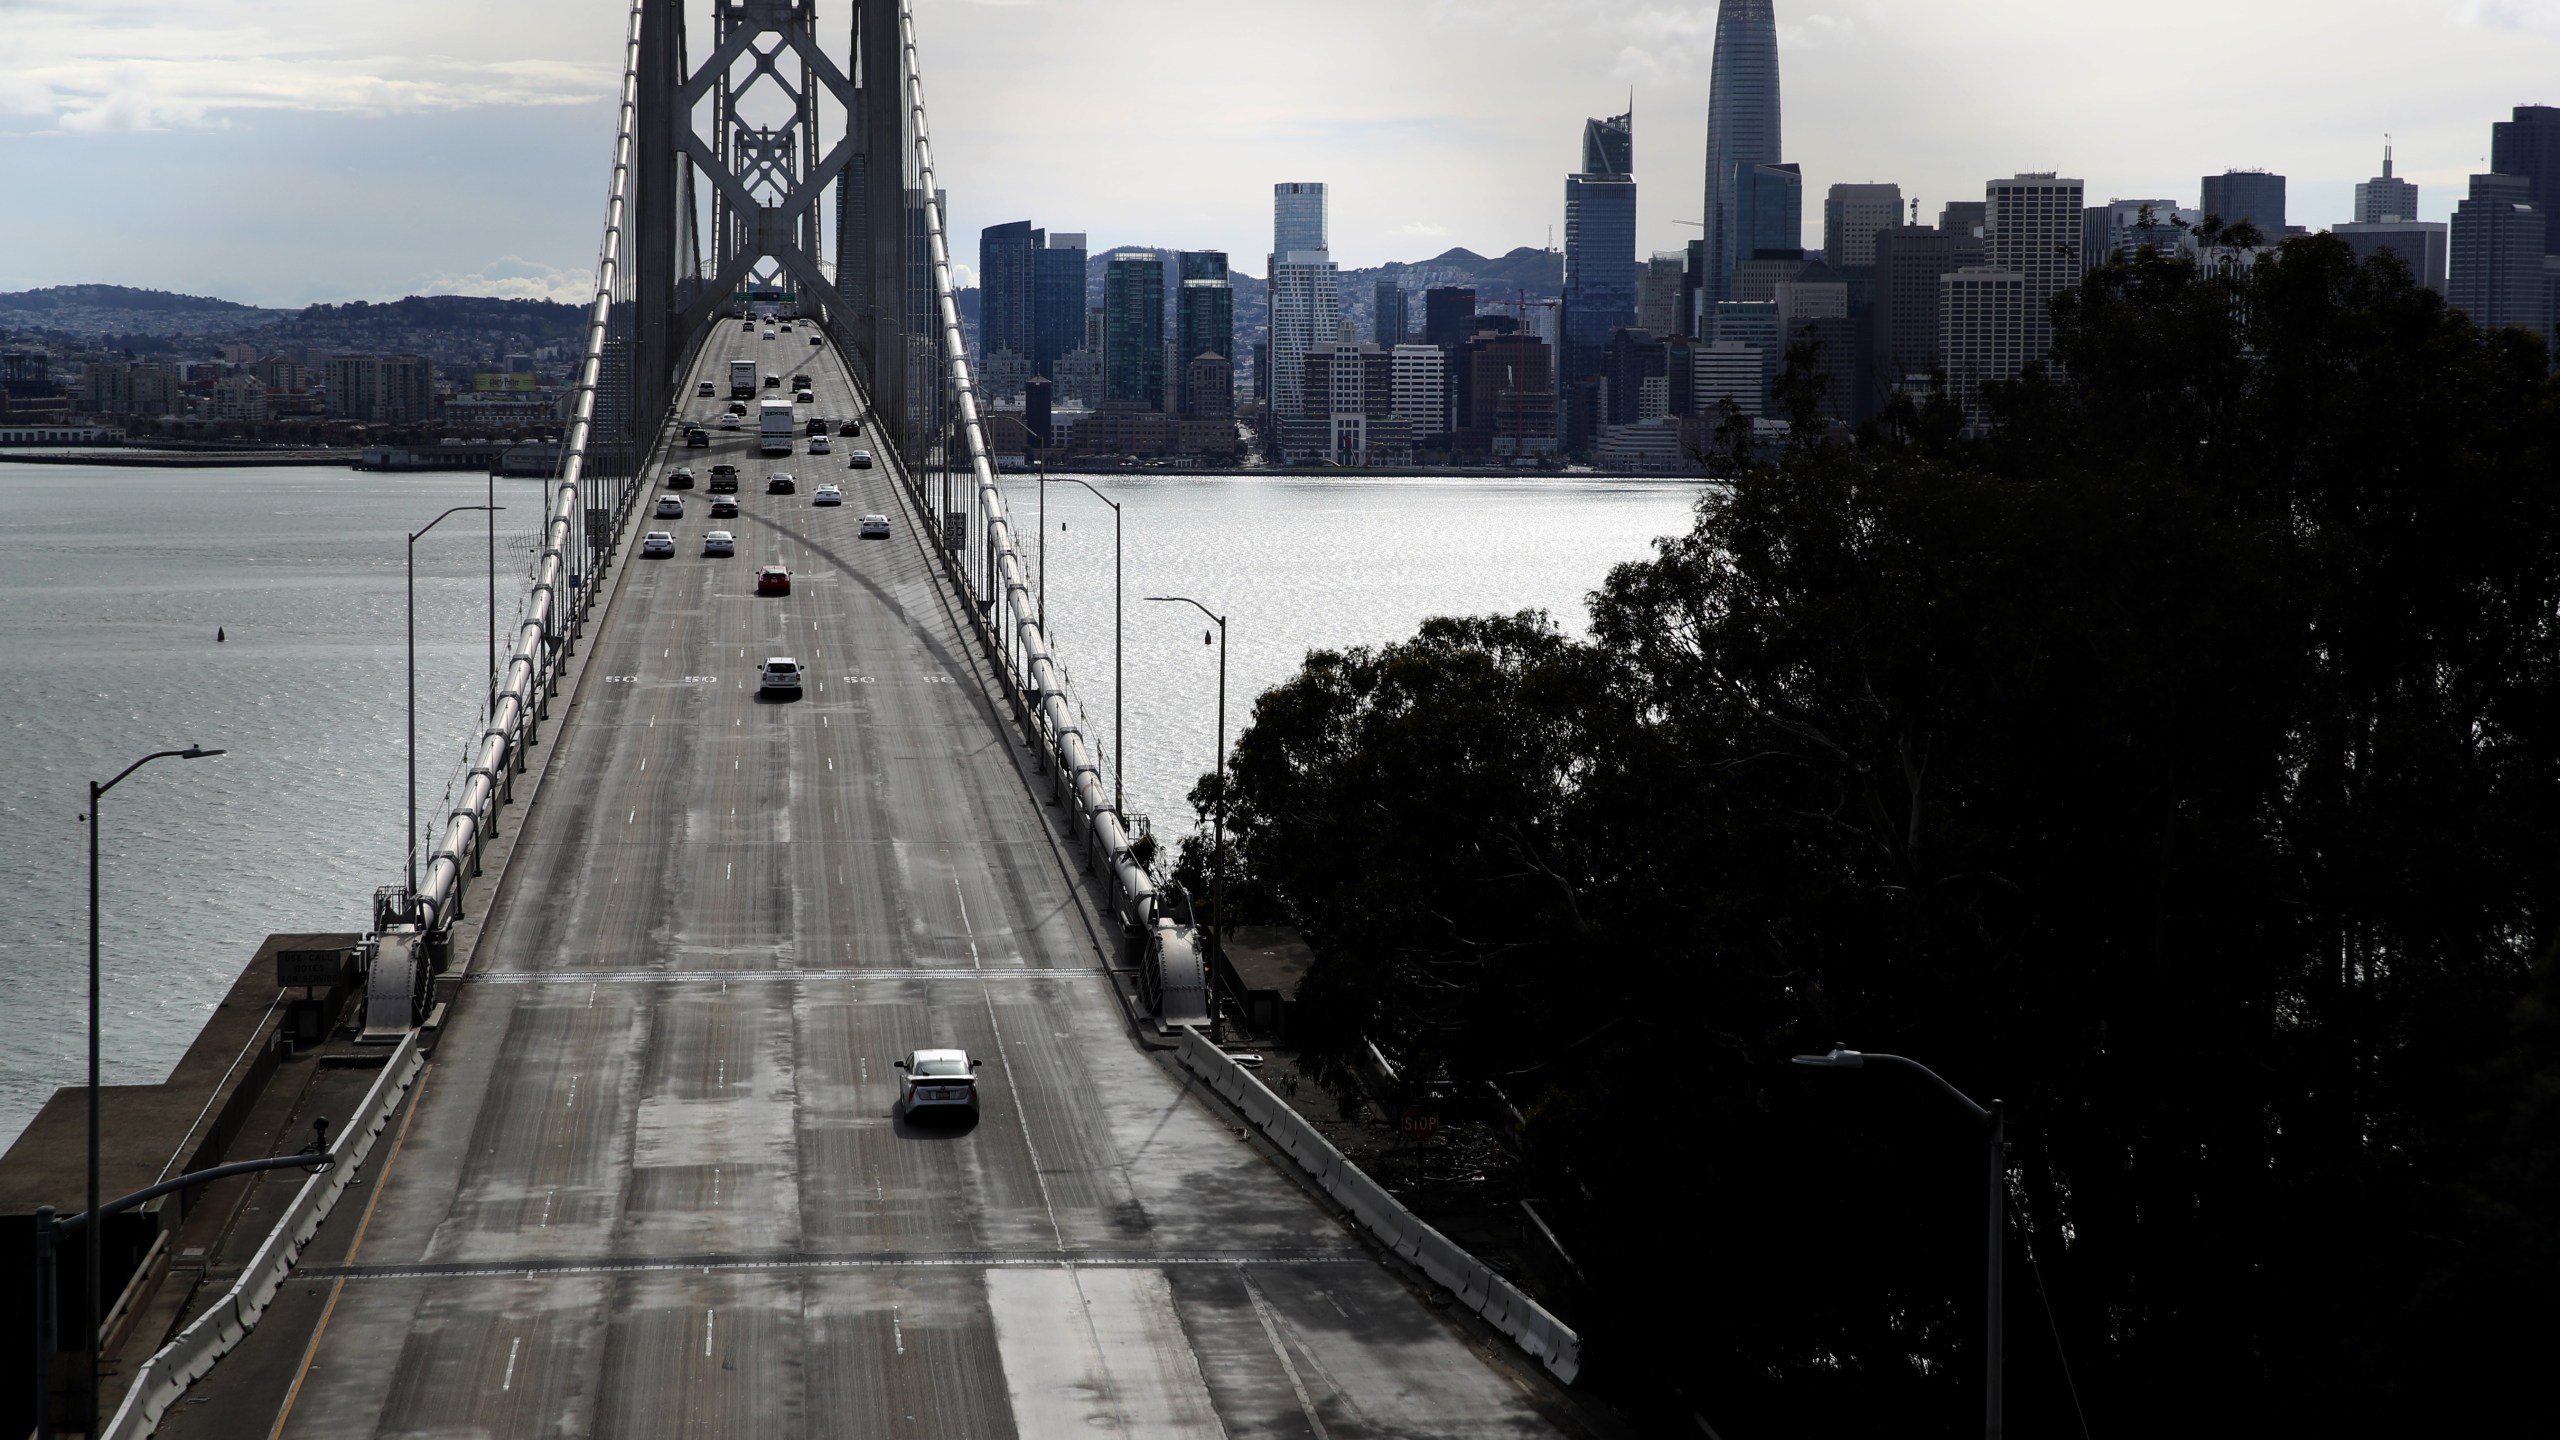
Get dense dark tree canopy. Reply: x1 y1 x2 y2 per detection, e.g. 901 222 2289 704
1189 236 2560 1435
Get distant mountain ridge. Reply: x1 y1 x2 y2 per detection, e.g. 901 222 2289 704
0 286 586 354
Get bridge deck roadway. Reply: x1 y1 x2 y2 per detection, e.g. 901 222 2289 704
169 324 1580 1438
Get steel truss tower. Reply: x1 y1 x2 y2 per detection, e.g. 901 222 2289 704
638 0 914 445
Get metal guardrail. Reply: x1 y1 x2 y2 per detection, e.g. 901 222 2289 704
98 1032 426 1438
1173 1026 1585 1383
404 0 648 946
895 3 1160 953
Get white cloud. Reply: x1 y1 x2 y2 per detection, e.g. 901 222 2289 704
410 256 596 304
2454 0 2560 29
2 2 620 133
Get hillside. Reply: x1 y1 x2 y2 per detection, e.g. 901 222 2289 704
0 284 294 337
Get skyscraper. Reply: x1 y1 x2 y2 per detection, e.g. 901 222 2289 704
1269 184 1341 424
1178 252 1235 418
1823 183 1903 269
2491 107 2560 252
1872 224 1981 380
2448 172 2549 340
1102 251 1166 410
2355 145 2420 224
2200 170 2287 237
1638 253 1687 334
1702 0 1782 303
1034 232 1086 379
1275 183 1328 255
1374 280 1410 347
979 221 1040 368
1985 173 2085 359
1940 267 2026 424
1563 105 1640 424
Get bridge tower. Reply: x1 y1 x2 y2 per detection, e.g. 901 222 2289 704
636 0 919 453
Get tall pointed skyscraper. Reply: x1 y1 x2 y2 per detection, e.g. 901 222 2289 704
1702 0 1782 305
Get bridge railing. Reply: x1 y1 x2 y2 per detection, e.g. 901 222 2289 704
893 3 1168 972
398 0 649 954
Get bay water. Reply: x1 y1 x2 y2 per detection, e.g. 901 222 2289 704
0 464 1699 1147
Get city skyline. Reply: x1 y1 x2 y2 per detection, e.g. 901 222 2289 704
4 1 2560 305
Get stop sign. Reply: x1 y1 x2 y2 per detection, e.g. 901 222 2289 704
1399 1106 1441 1142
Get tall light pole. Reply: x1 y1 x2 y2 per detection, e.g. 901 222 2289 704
79 744 222 1432
1042 473 1123 818
409 505 500 912
1145 595 1226 936
1792 1047 2007 1440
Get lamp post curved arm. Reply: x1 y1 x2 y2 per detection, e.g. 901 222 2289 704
1144 595 1228 937
407 505 503 909
1792 1044 2006 1440
79 744 224 1439
1042 474 1125 817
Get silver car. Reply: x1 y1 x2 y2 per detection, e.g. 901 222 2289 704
654 495 684 518
640 530 675 558
896 1049 982 1120
702 530 735 557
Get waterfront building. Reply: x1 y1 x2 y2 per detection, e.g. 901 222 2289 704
2491 107 2560 249
1638 253 1687 336
1390 342 1449 439
1456 333 1558 457
2333 219 2449 293
1823 183 1903 268
2355 145 2420 224
1178 271 1235 418
1374 281 1409 348
1985 173 2085 359
978 221 1040 367
1283 344 1410 466
1563 105 1640 437
1268 183 1341 427
1034 232 1087 379
1693 340 1764 418
1702 0 1782 302
1275 183 1328 256
1710 299 1781 410
1051 346 1103 407
981 347 1030 404
1102 251 1166 410
1872 225 1981 381
1940 266 2027 424
2448 172 2550 341
208 375 269 423
2085 198 2198 267
2201 170 2287 236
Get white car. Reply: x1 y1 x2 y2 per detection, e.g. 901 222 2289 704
702 530 735 557
763 329 776 340
640 530 675 558
654 496 684 518
758 656 803 694
808 436 832 455
859 514 891 539
718 414 741 430
696 380 715 397
813 484 843 506
846 448 874 470
896 1049 982 1119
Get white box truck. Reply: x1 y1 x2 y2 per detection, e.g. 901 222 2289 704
759 399 796 455
730 360 758 399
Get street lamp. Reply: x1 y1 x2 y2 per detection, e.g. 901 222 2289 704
1144 595 1226 937
409 505 501 911
77 744 223 1432
1792 1046 2007 1440
1042 473 1124 818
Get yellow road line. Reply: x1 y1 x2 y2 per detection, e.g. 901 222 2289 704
265 1063 434 1440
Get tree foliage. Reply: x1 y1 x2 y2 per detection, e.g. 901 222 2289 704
1200 237 2560 1434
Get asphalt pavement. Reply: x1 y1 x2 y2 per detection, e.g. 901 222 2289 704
172 324 1578 1438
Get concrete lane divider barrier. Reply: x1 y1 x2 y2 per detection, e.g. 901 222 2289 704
1175 1026 1584 1384
103 1030 427 1439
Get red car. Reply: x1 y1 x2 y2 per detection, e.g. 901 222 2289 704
755 565 791 596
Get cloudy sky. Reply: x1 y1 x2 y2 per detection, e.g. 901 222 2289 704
4 0 2558 306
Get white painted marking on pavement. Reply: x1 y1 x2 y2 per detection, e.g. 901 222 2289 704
502 1335 521 1392
704 1308 715 1358
1244 1271 1333 1439
986 1268 1229 1439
